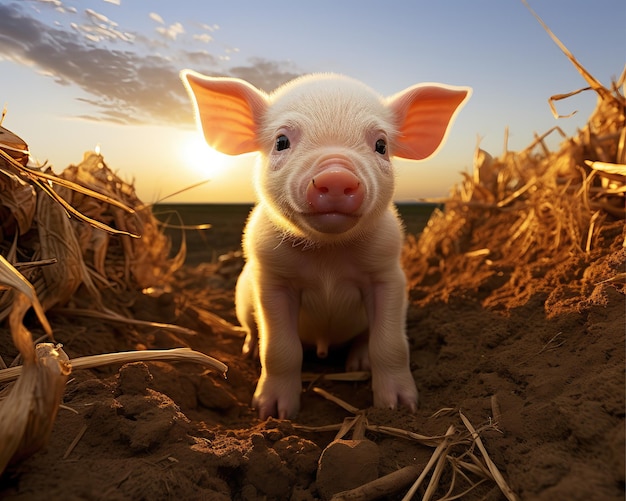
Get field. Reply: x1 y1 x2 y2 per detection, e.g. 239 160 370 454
1 40 624 500
1 195 623 500
153 203 439 263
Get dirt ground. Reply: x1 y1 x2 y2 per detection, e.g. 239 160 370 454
0 206 624 500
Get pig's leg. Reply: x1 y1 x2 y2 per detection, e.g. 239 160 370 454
252 281 303 419
236 264 259 358
346 332 371 372
368 270 418 411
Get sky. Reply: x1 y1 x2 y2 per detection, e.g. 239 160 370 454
0 0 624 204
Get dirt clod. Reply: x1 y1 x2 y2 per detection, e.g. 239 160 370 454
316 439 380 500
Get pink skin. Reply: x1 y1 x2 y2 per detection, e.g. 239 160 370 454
305 160 365 234
182 71 471 419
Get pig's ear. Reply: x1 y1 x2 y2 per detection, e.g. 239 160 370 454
387 84 471 161
181 70 268 155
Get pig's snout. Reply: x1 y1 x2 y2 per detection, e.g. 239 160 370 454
304 167 365 234
306 167 364 213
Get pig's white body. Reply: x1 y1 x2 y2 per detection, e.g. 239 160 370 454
182 71 471 419
236 203 412 418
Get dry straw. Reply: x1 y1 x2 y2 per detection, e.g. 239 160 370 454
405 6 625 294
405 57 626 295
0 138 228 472
296 387 518 501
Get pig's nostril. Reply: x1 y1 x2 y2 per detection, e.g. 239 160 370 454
311 176 360 196
312 178 329 194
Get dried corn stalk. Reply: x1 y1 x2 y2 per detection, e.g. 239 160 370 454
0 144 183 320
0 256 70 473
0 340 70 472
0 131 207 475
0 171 35 241
0 125 29 166
0 120 231 477
35 192 104 311
55 152 183 290
0 132 145 319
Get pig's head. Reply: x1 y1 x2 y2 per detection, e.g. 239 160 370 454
182 71 470 243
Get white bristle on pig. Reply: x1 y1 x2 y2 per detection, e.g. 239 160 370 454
182 70 471 419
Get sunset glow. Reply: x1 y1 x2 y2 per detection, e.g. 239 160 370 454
0 0 623 203
180 132 229 179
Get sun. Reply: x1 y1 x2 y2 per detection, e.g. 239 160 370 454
180 132 229 178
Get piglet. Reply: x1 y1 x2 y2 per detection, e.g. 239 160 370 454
181 71 471 419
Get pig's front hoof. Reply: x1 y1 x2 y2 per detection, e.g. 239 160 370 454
373 372 418 412
252 375 302 419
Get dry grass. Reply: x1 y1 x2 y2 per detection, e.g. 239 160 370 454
0 347 227 385
405 41 625 297
0 143 228 472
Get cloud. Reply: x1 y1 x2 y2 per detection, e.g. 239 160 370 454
193 33 213 44
184 50 219 66
200 23 219 32
104 0 121 5
33 0 75 14
74 8 134 43
85 8 111 24
229 58 300 92
0 3 302 125
149 12 164 25
0 3 189 125
34 0 62 6
149 12 185 41
156 22 185 41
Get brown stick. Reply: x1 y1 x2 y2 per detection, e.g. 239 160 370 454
330 465 420 501
63 424 88 460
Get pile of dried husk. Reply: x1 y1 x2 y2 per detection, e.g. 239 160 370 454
0 139 226 473
0 149 183 313
405 52 625 305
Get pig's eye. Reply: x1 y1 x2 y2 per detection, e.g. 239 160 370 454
275 134 291 151
375 138 387 155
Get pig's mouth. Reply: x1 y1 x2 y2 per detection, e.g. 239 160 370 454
303 211 361 234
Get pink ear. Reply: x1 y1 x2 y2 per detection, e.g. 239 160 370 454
388 84 471 161
181 70 268 155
